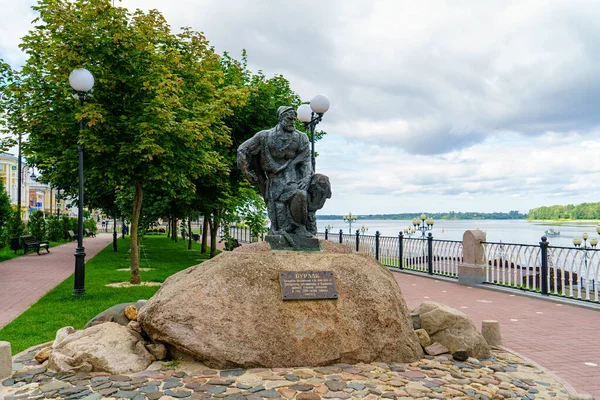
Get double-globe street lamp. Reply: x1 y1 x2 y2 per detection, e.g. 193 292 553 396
342 212 357 234
297 95 331 172
69 68 94 296
413 213 434 238
573 230 599 291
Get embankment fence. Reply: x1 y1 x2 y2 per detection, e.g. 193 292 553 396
222 226 600 304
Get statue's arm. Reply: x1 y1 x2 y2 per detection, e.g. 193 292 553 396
237 133 264 184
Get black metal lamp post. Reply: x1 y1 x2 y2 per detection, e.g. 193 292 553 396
342 212 357 234
16 133 23 221
403 226 416 238
69 68 94 296
413 213 434 238
296 95 331 172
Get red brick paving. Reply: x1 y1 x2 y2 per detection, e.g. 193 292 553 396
393 271 600 397
0 233 113 329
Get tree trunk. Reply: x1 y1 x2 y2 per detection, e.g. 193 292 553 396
130 181 143 284
209 210 220 259
172 217 178 242
201 214 209 254
167 216 171 238
187 215 192 250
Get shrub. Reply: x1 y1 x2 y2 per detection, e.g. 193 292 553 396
28 210 46 240
60 215 77 236
5 210 25 243
0 181 12 247
84 218 97 233
45 215 63 242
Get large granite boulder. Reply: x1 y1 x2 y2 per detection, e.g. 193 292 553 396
139 248 423 368
412 302 491 358
48 322 155 374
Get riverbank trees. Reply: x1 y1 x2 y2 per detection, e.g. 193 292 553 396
527 202 600 220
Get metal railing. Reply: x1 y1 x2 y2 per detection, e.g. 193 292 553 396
218 226 261 243
322 229 462 278
223 227 600 304
482 238 600 303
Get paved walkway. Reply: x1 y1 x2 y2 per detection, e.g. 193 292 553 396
393 271 600 397
0 233 113 329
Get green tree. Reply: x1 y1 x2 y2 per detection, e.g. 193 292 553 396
7 0 240 283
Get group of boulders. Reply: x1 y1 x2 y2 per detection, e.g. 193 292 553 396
28 246 497 376
33 301 165 375
32 298 495 375
409 301 492 361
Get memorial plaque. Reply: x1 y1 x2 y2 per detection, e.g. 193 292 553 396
279 271 338 301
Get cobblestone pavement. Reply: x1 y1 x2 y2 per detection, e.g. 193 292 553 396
1 342 576 400
392 272 600 398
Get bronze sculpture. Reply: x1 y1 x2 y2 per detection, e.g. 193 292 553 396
237 106 331 247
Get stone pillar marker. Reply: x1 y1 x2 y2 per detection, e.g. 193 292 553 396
0 341 12 380
481 320 502 346
458 229 487 286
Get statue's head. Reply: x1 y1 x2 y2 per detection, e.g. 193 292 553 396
277 106 296 132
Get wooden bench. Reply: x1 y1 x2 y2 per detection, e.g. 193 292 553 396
66 230 79 241
21 235 50 255
84 229 96 238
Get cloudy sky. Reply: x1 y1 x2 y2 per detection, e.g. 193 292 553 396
2 0 600 215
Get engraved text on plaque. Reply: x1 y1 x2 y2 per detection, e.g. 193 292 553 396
279 271 338 300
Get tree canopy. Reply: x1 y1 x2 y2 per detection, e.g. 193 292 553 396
1 0 314 284
4 0 241 282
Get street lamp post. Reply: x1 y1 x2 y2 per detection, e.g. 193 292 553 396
573 233 598 291
342 212 357 234
360 225 368 235
297 95 331 172
69 68 94 296
16 133 22 221
413 213 434 238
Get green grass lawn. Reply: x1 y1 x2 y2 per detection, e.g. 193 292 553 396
0 235 214 355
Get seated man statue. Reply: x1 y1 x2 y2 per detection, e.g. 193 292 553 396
237 106 331 247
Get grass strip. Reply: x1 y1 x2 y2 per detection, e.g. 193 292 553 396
0 235 213 354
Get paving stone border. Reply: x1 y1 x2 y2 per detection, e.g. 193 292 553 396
0 343 577 400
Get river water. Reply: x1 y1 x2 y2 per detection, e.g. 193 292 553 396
316 219 600 247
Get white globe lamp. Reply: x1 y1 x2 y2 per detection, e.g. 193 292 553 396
310 94 330 114
297 104 312 122
69 68 94 92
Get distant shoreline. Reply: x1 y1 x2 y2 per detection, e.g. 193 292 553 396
526 219 600 223
317 217 600 223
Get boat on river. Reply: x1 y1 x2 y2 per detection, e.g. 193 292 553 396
544 228 560 236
